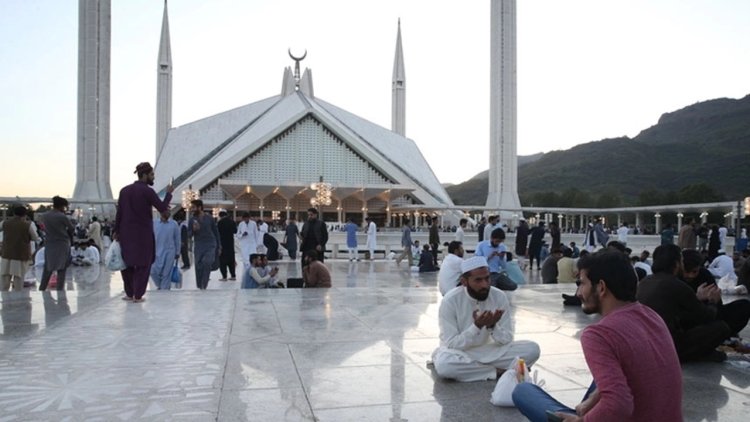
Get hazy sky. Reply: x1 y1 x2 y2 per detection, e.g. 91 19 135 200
1 0 749 198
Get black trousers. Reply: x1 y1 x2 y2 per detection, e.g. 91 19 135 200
430 243 439 265
674 320 731 362
717 299 750 336
219 253 236 278
180 243 191 267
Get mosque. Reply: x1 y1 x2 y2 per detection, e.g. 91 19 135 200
152 9 453 227
71 1 524 227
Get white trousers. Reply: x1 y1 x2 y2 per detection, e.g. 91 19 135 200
348 247 358 260
432 340 540 382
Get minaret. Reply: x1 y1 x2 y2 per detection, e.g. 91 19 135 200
73 0 113 203
391 19 406 136
156 0 172 159
486 0 521 215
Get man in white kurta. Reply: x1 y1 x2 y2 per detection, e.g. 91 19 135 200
236 213 258 269
256 219 269 254
432 256 540 382
438 241 465 296
365 218 377 260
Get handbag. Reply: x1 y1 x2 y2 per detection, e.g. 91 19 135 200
105 240 127 271
171 261 182 284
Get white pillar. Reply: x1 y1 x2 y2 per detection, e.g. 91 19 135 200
655 213 662 234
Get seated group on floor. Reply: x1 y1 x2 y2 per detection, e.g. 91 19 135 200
431 243 750 421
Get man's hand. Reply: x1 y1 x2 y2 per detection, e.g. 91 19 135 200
697 282 720 302
473 309 504 329
271 267 279 276
166 183 175 194
575 387 599 417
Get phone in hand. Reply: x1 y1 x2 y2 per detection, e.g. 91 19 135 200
545 410 564 422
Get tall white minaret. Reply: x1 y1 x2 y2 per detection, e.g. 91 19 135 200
391 19 406 136
486 0 521 214
156 0 172 159
73 0 113 202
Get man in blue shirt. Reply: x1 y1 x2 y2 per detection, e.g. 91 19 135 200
345 217 359 261
474 228 517 291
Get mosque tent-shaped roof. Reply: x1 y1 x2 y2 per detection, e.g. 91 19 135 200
154 70 454 214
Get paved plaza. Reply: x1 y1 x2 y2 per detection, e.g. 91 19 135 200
1 259 749 421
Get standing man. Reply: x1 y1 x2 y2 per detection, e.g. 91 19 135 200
300 208 328 268
527 222 546 271
88 216 103 260
177 212 191 269
188 200 219 290
150 210 180 290
514 218 529 270
365 217 377 260
513 250 682 421
477 217 487 243
39 196 75 291
697 222 709 251
113 162 173 302
483 215 498 243
455 218 467 243
396 218 414 266
677 219 697 250
216 211 237 281
256 218 269 254
345 217 359 261
236 212 258 272
429 216 440 266
431 256 540 382
593 218 609 248
1 206 40 291
548 221 561 251
616 222 629 247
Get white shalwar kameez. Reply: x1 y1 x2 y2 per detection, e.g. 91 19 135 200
432 286 540 382
236 221 259 268
366 221 377 258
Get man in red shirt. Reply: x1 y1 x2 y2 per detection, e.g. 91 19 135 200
512 250 682 421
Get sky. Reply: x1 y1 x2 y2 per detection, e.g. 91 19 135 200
1 0 749 198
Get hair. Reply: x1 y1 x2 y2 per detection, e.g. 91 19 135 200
624 247 632 255
307 208 318 215
91 216 98 222
219 211 227 217
579 249 590 258
459 218 467 226
52 196 68 209
562 248 573 258
414 240 420 245
490 228 506 240
448 241 463 255
241 211 250 218
651 244 682 274
306 249 319 261
191 199 204 209
538 221 545 227
607 240 626 253
577 250 637 302
634 267 647 281
249 253 260 262
423 244 430 251
551 246 563 254
569 241 576 247
13 205 27 217
681 249 704 272
134 162 153 178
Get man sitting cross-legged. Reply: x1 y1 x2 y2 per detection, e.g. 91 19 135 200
431 256 540 382
513 250 682 422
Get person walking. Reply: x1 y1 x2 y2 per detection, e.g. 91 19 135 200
150 210 180 290
38 196 75 291
365 217 377 260
188 200 219 290
1 206 40 291
216 211 237 281
282 218 299 260
113 162 173 302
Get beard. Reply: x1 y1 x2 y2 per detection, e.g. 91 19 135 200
466 284 490 301
580 293 601 315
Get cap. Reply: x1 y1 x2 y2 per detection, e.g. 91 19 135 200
461 256 488 274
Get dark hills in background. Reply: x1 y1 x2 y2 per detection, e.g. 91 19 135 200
446 94 750 207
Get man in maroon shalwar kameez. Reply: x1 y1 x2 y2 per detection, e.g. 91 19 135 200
113 162 173 302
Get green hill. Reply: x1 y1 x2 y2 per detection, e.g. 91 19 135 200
446 94 750 207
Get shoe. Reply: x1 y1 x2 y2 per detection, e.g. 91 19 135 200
276 281 286 288
219 278 227 282
181 265 190 269
229 277 236 281
121 296 133 301
562 294 581 306
132 297 146 303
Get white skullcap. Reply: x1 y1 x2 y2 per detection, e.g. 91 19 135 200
461 256 488 274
